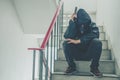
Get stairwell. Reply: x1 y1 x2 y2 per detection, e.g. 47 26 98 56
51 13 120 80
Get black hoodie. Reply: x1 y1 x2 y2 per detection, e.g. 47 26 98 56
76 9 99 45
64 8 99 45
77 9 91 26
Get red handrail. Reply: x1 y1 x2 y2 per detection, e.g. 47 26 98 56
28 0 63 50
40 0 63 49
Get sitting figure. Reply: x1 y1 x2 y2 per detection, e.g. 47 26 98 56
63 8 103 77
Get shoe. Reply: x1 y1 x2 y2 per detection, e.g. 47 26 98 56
90 67 103 77
65 66 77 74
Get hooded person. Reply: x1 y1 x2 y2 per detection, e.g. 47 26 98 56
76 9 99 45
77 8 91 26
63 8 103 77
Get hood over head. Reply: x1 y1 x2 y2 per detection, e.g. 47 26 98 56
77 9 91 26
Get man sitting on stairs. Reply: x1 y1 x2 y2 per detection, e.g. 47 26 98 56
63 8 103 77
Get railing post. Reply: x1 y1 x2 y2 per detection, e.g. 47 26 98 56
32 50 36 80
56 14 59 61
50 31 53 73
28 1 64 80
54 23 57 60
61 4 64 44
57 18 59 50
45 43 49 80
39 50 44 80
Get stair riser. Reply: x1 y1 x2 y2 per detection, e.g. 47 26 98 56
58 50 111 60
52 75 119 80
54 61 115 74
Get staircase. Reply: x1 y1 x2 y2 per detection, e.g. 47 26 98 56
51 13 120 80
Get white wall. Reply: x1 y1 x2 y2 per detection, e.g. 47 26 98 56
96 0 104 26
0 1 42 80
13 0 56 34
97 0 120 70
63 0 97 13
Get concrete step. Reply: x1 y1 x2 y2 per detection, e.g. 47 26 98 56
52 73 120 80
53 72 119 77
60 40 108 50
62 32 105 40
99 32 105 40
57 49 111 60
101 40 108 49
54 60 115 74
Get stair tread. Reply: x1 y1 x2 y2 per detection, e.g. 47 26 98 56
56 60 114 62
53 72 120 78
54 60 115 74
52 74 120 80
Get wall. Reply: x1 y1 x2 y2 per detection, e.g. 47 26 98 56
0 0 42 80
13 0 56 34
97 0 120 73
63 0 97 13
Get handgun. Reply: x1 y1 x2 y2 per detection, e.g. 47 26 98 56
73 7 77 21
74 7 77 14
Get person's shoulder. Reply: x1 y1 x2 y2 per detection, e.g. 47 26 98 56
89 22 97 28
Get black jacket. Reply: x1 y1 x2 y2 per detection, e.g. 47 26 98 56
64 19 78 39
64 9 99 45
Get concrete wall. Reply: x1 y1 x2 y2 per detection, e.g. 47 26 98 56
63 0 97 13
96 0 120 72
0 0 42 80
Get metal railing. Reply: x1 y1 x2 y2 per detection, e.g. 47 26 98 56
28 0 64 80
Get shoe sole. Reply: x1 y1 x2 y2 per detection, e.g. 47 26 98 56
65 70 78 75
90 72 103 78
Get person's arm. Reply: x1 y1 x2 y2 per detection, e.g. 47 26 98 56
70 13 77 21
65 32 97 45
68 13 77 27
64 13 77 39
66 38 81 44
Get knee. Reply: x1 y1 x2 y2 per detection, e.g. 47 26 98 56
91 38 102 47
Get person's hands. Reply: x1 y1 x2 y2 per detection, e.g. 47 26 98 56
65 38 81 44
70 13 77 21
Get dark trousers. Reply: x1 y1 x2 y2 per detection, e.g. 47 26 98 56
63 38 102 68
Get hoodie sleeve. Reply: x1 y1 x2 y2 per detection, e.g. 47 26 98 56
64 19 77 39
80 22 99 45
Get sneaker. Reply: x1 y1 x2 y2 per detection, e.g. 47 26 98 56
90 67 103 77
65 66 77 74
